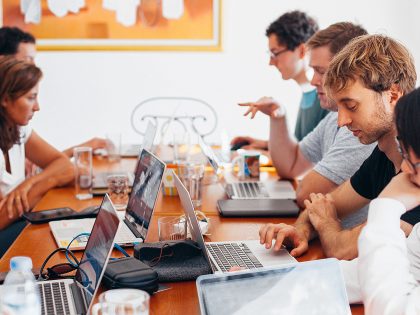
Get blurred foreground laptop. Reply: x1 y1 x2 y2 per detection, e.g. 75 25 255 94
198 136 296 200
50 149 166 250
41 194 119 315
197 258 351 315
121 121 157 157
174 173 296 273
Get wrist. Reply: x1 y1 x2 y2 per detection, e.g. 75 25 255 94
269 105 286 119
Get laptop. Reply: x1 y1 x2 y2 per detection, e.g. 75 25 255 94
40 194 119 315
121 121 157 157
198 136 296 200
93 122 158 192
196 258 351 315
174 173 296 273
50 149 166 250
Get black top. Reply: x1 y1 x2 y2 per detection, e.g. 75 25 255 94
350 146 420 225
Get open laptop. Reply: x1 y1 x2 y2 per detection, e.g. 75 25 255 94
50 149 166 250
198 136 296 200
174 173 296 273
196 258 351 315
39 194 119 315
93 122 158 191
121 121 157 157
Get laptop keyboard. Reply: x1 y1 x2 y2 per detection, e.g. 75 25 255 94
231 182 269 199
38 282 71 315
206 243 263 272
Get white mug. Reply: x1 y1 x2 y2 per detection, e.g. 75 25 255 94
92 289 150 315
231 150 260 180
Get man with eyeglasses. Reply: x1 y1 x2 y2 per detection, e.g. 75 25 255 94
343 87 420 315
231 11 327 151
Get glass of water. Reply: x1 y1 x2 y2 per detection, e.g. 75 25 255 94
73 147 93 200
107 174 129 210
177 162 205 208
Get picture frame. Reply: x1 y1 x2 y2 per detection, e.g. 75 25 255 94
1 0 221 51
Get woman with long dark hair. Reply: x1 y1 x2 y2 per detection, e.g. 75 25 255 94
0 56 73 234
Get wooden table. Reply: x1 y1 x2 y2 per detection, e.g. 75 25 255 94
0 157 364 314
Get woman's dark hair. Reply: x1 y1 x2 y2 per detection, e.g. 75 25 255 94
395 87 420 157
266 11 319 50
0 27 36 55
0 56 42 152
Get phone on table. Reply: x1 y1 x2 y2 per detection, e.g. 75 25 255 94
22 206 99 224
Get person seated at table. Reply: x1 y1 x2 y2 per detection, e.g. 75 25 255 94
0 26 107 158
340 87 420 315
240 22 375 210
231 11 327 154
260 34 419 260
0 57 74 255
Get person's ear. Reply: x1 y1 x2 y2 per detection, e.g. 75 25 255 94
389 83 403 109
297 43 306 59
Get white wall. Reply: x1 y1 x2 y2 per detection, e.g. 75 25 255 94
32 0 420 150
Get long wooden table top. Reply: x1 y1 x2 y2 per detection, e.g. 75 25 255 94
0 156 364 314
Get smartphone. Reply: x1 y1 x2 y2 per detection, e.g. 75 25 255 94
23 207 77 224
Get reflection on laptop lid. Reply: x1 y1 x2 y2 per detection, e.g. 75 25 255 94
120 121 157 157
197 258 351 315
124 148 166 240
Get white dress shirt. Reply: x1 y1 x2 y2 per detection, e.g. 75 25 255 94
342 198 420 315
0 126 32 197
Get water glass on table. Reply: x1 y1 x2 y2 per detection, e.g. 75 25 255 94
158 216 187 241
177 162 205 208
92 289 150 315
73 147 93 200
107 174 129 210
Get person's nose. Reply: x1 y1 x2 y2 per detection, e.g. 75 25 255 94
33 101 40 112
337 109 351 127
311 72 321 87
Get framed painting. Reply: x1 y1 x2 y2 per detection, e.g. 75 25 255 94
1 0 221 51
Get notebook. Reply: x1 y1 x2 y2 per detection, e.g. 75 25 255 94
50 149 166 249
40 194 119 315
174 173 296 273
198 136 296 200
196 258 351 315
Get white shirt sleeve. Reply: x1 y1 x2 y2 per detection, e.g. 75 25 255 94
358 198 420 315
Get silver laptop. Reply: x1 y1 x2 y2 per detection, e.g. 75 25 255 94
50 149 166 249
196 258 351 315
174 173 296 273
121 121 157 157
198 136 296 200
40 194 119 315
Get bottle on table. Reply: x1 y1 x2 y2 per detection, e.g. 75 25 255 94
0 256 41 315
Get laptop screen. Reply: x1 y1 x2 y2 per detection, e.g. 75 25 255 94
125 149 165 239
74 194 119 310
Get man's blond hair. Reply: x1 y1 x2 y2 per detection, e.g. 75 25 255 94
324 34 416 96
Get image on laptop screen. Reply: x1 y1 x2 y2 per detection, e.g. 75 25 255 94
125 149 165 238
74 195 120 308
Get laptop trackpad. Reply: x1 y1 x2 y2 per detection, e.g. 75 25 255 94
244 240 297 266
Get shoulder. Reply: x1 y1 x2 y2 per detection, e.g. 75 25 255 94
19 125 33 143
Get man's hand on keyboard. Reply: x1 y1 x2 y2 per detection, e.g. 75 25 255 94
259 223 308 257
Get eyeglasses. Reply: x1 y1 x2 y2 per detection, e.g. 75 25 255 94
396 137 420 174
267 48 289 59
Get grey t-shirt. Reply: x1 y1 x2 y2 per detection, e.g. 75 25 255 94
299 112 376 185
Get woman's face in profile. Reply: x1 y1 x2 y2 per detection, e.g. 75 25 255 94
3 84 40 126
